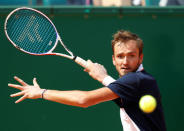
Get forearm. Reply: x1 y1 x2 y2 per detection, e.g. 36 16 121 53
42 90 89 108
42 87 118 108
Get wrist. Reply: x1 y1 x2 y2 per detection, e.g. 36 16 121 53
40 89 47 99
102 76 115 86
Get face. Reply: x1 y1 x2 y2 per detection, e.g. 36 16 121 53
112 40 143 77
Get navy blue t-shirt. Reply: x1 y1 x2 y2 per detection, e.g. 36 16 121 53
108 70 166 131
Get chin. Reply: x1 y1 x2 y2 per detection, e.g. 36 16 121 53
119 72 127 77
119 70 132 77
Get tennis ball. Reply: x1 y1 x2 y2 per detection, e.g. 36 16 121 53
139 95 157 113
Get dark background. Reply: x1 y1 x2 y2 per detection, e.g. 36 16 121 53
1 6 184 131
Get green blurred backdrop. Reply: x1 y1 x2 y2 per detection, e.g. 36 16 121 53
1 6 184 131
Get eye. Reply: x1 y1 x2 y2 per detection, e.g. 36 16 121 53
117 55 123 59
130 54 135 57
129 53 136 58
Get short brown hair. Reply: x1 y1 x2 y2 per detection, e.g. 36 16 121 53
111 30 143 55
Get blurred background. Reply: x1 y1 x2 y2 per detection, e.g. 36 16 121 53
0 0 184 6
1 0 184 131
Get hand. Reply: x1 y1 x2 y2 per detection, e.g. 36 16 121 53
8 76 44 103
84 60 108 83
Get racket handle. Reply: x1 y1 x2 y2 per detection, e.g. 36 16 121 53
74 56 88 68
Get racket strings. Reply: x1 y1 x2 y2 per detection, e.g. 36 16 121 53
8 15 32 51
29 14 51 53
23 12 54 53
39 19 56 53
6 9 57 54
15 13 40 52
31 13 53 53
7 11 37 51
8 13 28 43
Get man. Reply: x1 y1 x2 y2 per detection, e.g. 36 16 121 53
8 30 166 131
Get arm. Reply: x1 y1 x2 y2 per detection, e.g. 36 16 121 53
8 76 118 108
43 87 118 108
85 60 115 86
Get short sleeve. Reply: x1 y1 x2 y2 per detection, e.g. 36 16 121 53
108 72 140 106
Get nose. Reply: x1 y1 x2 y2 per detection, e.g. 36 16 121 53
122 56 128 65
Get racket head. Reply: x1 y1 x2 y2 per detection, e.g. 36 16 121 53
4 7 59 55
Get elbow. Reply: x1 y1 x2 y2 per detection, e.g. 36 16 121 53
77 96 92 108
79 104 89 108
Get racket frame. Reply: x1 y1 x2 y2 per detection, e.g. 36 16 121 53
5 7 73 59
5 7 87 68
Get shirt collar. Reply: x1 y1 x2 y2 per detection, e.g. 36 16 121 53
136 64 144 72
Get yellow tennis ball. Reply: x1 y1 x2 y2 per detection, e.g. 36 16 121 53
139 95 157 113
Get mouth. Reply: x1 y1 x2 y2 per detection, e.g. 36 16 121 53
121 67 131 71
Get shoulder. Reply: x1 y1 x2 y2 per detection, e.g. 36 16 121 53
107 72 142 105
115 70 157 88
116 72 140 85
137 70 157 83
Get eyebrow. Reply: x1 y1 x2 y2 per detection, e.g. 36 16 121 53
116 51 137 55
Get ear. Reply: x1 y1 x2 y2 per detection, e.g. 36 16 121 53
139 53 144 63
112 55 116 66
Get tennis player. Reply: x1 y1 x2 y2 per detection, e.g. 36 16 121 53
8 30 166 131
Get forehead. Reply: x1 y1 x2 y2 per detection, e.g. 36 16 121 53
114 40 139 54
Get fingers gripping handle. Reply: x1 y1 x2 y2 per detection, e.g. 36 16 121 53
74 56 88 68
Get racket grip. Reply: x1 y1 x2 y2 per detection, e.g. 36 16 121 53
74 56 88 68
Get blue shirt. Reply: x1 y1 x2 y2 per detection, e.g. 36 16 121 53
108 70 166 131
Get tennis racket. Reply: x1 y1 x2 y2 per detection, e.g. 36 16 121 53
4 7 87 68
